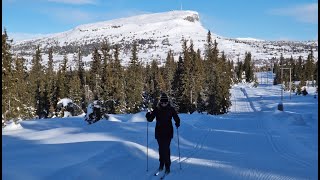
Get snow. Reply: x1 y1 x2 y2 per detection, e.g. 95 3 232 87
2 71 318 180
3 121 23 131
12 10 318 71
235 37 265 42
57 98 73 107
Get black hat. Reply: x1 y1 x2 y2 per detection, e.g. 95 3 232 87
160 93 169 102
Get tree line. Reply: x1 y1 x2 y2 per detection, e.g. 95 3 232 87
263 51 318 93
3 29 260 123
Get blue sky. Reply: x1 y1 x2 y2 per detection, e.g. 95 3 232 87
2 0 318 41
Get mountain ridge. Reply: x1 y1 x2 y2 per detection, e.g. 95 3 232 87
11 10 318 70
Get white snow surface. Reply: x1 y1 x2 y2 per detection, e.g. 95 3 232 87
2 72 318 180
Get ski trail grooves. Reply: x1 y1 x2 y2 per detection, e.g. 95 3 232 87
230 87 254 113
239 86 313 169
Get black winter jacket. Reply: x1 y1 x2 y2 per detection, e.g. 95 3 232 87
146 104 180 139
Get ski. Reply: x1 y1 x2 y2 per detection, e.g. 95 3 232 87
154 171 161 176
154 169 163 176
160 172 169 179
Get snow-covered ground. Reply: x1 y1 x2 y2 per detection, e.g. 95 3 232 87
2 72 318 180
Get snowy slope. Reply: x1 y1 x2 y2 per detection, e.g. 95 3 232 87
2 71 318 180
11 10 318 70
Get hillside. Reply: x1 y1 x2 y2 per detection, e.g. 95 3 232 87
11 10 318 70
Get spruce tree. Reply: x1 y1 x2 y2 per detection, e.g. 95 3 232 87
289 55 297 81
273 60 281 85
218 51 232 113
148 59 161 100
163 50 176 95
90 47 102 98
179 39 193 113
194 48 205 97
125 41 144 113
74 47 87 110
11 57 30 119
235 56 243 82
2 29 14 122
29 45 45 118
144 62 154 108
100 40 113 107
243 52 254 82
112 44 126 113
69 72 82 108
189 40 197 107
57 54 69 98
157 64 166 92
305 49 315 82
171 56 186 112
204 33 221 114
45 47 58 117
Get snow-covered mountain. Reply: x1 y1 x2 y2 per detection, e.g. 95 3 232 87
12 10 318 70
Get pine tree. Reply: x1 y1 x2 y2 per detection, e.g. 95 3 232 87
69 72 82 107
2 29 15 122
57 54 69 98
149 59 162 100
189 40 197 107
204 31 213 62
100 40 113 105
125 41 144 113
235 56 243 82
289 55 297 81
206 65 220 115
143 59 166 109
203 32 231 114
163 50 176 95
196 91 206 113
90 47 102 98
273 60 281 85
144 62 154 108
171 56 186 112
112 44 126 113
305 49 315 82
243 52 254 82
45 47 58 117
11 57 31 119
29 45 45 118
218 51 232 113
74 47 87 111
157 64 166 92
179 39 193 113
204 33 221 114
195 49 205 88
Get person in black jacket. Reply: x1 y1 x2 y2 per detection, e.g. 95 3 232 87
146 93 180 174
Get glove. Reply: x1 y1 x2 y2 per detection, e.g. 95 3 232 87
146 112 153 122
175 122 180 128
146 112 150 118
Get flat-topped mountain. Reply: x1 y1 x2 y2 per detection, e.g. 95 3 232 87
12 10 318 69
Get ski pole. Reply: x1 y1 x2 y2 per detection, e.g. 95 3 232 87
177 127 182 170
147 121 149 172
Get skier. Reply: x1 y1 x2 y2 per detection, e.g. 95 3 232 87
146 93 180 174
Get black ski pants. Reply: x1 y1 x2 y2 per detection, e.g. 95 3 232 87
157 137 172 169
